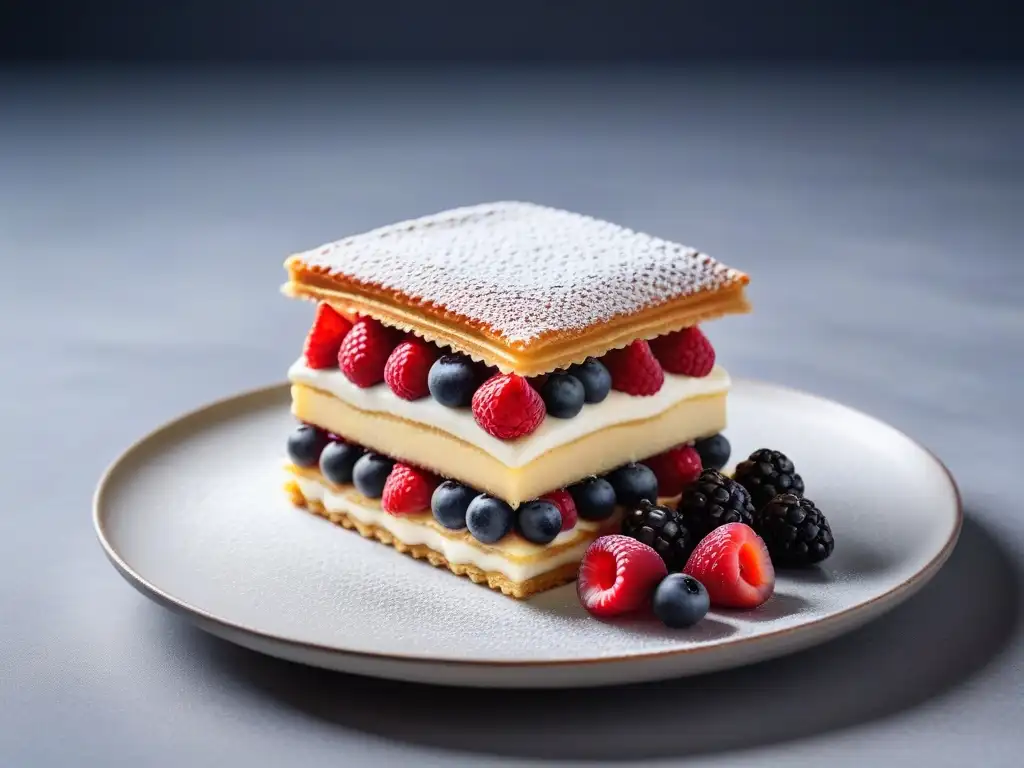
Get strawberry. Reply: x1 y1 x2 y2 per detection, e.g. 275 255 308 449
644 445 703 497
302 302 352 369
684 523 775 609
649 326 716 377
541 489 578 532
338 316 400 388
381 463 440 515
471 373 546 440
384 338 438 400
601 340 664 396
577 535 668 618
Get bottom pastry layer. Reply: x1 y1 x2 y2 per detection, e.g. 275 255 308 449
285 468 623 599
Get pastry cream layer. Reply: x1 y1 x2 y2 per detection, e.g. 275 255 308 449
288 359 731 467
289 470 608 582
291 384 727 506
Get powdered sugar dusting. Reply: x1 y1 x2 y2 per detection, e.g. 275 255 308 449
295 201 745 343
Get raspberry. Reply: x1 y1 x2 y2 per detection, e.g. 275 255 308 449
644 445 703 497
541 489 578 531
577 535 668 618
384 338 438 400
338 317 400 388
684 523 775 609
381 463 440 515
649 326 716 377
601 340 664 396
302 302 352 369
471 373 546 440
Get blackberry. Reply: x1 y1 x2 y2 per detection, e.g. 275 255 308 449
733 448 805 511
677 469 755 540
621 499 695 571
755 493 834 565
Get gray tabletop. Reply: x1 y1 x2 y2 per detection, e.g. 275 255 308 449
2 67 1022 766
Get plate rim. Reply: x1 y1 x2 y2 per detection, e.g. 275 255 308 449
93 378 963 669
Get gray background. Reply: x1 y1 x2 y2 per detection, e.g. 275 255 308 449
1 67 1022 765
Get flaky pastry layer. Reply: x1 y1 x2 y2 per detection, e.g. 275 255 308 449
287 480 582 599
282 201 750 375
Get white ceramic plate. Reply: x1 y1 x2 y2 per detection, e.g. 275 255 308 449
94 380 961 689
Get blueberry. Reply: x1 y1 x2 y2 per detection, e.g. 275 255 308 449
607 463 659 506
431 480 477 530
515 500 562 544
319 439 363 485
568 358 612 404
568 477 617 521
428 354 479 408
352 453 395 498
694 433 731 471
466 494 514 544
653 574 710 628
286 424 328 467
540 373 586 419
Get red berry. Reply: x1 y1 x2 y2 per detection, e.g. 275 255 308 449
684 523 775 609
602 340 664 396
384 338 438 400
471 373 546 440
303 303 352 369
541 489 578 531
381 463 440 515
649 326 716 377
644 445 703 497
339 317 400 388
577 535 668 618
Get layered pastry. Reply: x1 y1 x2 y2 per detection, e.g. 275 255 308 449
280 201 751 598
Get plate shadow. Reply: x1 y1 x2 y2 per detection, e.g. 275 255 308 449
162 513 1021 762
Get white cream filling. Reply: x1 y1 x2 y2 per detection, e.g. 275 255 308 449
288 358 730 468
294 476 592 582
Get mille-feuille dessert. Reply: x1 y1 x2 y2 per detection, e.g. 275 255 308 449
280 201 751 598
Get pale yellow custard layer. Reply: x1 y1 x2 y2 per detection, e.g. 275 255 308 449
291 383 727 506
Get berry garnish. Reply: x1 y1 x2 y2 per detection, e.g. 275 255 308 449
649 326 716 377
471 373 546 440
601 340 664 396
319 438 363 485
338 317 400 388
694 433 731 471
644 445 703 497
384 338 438 400
568 477 618 521
431 480 477 530
541 489 578 531
540 372 586 419
621 499 695 572
653 574 710 628
607 462 659 507
567 357 612 404
734 449 805 511
755 493 835 566
677 469 755 541
381 463 439 515
684 523 775 609
577 535 668 618
302 302 352 369
465 494 515 544
427 353 479 407
286 424 329 467
351 452 395 499
515 500 562 545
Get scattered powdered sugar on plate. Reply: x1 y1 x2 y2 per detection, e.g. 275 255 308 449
295 201 746 343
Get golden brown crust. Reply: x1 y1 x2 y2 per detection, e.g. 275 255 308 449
285 479 580 599
283 266 750 376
